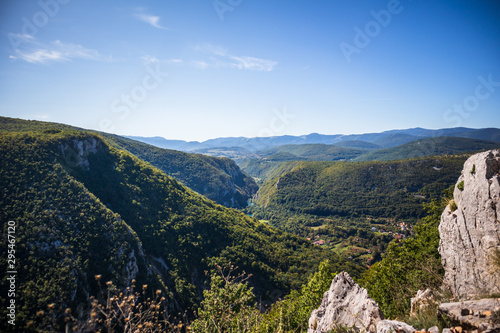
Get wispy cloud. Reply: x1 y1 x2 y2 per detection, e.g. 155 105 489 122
8 34 111 64
229 56 276 72
141 55 160 65
134 8 167 30
195 43 228 56
193 43 277 72
141 55 182 66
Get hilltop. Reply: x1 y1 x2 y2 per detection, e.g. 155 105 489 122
0 117 257 208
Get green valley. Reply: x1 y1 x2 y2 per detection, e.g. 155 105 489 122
0 129 359 331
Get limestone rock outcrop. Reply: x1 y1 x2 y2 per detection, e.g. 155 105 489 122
438 149 500 299
410 289 436 316
308 272 383 333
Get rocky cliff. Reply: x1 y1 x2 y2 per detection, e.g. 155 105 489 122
438 149 500 298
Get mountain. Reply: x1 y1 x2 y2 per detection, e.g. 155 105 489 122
333 140 381 150
254 156 469 221
127 135 202 151
104 137 258 208
128 127 500 158
355 137 500 162
0 129 359 331
0 117 257 208
240 136 499 186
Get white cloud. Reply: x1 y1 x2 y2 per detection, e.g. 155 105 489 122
193 43 277 72
134 8 167 30
9 34 110 64
141 55 160 64
19 49 63 63
229 56 277 72
194 43 228 56
141 55 182 66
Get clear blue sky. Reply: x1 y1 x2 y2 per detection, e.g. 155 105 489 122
1 0 499 141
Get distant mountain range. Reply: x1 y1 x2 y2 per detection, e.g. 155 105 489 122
128 127 500 152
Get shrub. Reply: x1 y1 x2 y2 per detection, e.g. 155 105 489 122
457 180 464 191
448 200 458 212
191 265 261 333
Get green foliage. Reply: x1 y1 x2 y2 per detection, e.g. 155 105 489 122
0 131 148 332
255 157 467 220
0 130 347 330
257 260 337 332
359 188 453 318
108 135 258 208
191 266 261 333
457 180 464 191
191 260 337 333
448 199 458 212
258 144 365 162
0 116 258 208
470 164 476 174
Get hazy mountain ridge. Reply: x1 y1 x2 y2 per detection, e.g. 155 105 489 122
239 136 499 185
354 136 500 161
128 127 500 152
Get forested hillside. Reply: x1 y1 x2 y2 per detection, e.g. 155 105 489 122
252 156 468 222
0 117 257 208
257 144 365 161
0 130 358 331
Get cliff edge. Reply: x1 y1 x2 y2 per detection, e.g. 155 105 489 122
438 149 500 298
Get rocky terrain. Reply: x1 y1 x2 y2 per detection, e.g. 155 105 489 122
308 149 500 333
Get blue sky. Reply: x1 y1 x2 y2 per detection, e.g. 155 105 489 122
1 0 499 141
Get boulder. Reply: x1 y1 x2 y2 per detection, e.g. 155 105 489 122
376 320 416 333
428 326 440 333
411 289 437 316
308 272 383 333
438 149 500 299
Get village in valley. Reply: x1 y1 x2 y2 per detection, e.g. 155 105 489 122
306 219 411 267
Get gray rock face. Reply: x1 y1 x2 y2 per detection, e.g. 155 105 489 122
438 149 500 299
308 272 383 333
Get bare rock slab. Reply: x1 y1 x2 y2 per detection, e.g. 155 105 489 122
308 272 383 333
